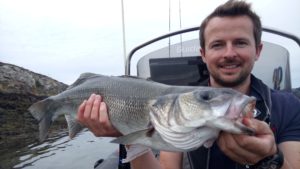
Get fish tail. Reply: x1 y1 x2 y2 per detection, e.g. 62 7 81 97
28 98 56 141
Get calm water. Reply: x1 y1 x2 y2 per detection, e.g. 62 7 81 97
0 111 118 169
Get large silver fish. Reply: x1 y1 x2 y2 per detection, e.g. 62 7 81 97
29 73 256 152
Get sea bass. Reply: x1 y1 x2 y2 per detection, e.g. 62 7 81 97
28 73 256 152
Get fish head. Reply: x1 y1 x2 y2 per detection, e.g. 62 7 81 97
150 88 256 128
150 87 256 127
186 88 256 120
149 87 256 151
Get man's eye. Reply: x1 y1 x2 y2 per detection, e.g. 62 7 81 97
236 41 248 47
211 43 222 49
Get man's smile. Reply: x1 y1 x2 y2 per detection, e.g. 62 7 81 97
218 62 241 73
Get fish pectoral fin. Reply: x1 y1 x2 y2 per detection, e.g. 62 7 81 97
206 117 255 135
111 128 155 145
203 138 216 148
111 129 183 152
121 144 152 163
65 114 84 138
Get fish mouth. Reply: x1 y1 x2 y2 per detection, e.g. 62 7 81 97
226 96 256 119
241 97 256 118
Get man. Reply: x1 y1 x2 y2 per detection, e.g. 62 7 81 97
77 1 300 168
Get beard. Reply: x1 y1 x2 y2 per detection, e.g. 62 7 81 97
211 72 249 87
208 59 253 88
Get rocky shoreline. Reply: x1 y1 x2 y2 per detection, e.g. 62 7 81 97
0 62 68 140
0 62 68 168
0 62 67 96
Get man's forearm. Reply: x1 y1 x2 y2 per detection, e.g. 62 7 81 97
130 151 161 169
281 158 293 169
279 142 300 169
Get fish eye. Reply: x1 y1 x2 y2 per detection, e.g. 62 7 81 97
197 92 212 101
201 93 211 100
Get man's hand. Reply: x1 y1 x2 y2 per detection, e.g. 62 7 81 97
217 118 277 165
76 93 122 137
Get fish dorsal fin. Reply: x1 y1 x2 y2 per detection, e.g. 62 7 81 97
119 75 154 82
68 72 101 89
119 75 142 79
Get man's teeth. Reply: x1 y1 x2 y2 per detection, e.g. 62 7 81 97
223 65 238 68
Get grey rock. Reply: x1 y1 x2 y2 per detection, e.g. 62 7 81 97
0 62 68 96
0 62 69 167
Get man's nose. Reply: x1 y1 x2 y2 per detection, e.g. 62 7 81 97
223 44 237 58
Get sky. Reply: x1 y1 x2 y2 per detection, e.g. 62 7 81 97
0 0 299 86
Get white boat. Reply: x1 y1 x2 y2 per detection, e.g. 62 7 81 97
95 26 300 169
127 26 300 91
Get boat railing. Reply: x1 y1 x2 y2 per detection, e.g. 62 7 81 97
125 26 300 76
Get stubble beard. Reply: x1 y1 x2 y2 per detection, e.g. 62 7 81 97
209 58 253 88
210 70 250 88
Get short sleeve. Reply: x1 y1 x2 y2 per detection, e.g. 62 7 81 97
271 92 300 143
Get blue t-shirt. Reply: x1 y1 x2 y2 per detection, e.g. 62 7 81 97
270 90 300 144
187 76 300 169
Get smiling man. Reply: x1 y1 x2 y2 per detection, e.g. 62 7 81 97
77 1 300 169
201 16 261 90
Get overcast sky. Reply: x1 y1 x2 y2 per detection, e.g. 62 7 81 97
0 0 299 86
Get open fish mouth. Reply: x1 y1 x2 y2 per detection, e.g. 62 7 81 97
225 95 256 119
240 97 256 118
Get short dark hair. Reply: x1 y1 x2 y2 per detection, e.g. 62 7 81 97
199 0 262 49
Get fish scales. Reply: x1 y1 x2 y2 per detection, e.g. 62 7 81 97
91 76 198 134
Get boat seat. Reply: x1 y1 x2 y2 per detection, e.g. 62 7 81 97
148 56 209 86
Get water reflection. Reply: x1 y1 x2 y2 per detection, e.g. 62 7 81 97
14 130 117 169
0 110 118 169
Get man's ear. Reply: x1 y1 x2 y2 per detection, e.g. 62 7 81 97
255 43 263 61
200 48 206 63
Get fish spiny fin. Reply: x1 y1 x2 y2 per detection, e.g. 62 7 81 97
67 73 102 89
119 75 156 82
119 75 141 79
65 114 84 138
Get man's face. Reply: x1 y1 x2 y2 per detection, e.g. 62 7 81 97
201 16 262 87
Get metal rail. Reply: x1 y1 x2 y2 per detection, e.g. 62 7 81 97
125 26 300 75
125 27 199 75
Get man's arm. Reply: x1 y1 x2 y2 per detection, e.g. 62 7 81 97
159 152 182 169
129 151 161 169
279 141 300 169
129 151 182 169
